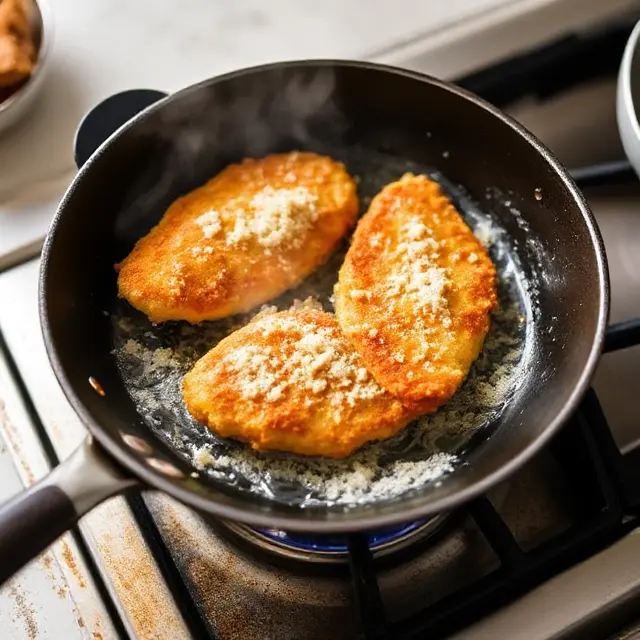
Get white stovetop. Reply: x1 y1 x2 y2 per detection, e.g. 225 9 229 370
2 0 509 197
0 0 637 269
1 1 639 638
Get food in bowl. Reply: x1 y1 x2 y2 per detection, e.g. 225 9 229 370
0 0 37 100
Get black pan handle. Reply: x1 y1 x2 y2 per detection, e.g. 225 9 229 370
74 89 169 168
0 437 138 586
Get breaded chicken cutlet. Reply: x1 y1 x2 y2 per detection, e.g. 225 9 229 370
116 152 359 324
182 304 417 458
334 174 497 413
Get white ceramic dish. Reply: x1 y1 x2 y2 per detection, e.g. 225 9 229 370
617 19 640 178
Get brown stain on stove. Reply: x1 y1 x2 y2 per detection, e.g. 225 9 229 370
184 551 353 640
39 551 56 585
160 501 345 603
50 420 63 442
39 549 70 600
9 583 38 639
96 512 186 639
41 554 53 571
61 539 87 588
0 398 36 485
155 500 353 640
90 613 104 639
77 615 85 628
159 506 265 638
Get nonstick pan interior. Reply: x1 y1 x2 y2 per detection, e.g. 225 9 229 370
110 149 530 509
40 61 607 531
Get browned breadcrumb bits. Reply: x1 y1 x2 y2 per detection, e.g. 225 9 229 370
88 376 105 397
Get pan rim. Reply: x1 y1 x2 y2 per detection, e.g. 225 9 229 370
38 58 610 532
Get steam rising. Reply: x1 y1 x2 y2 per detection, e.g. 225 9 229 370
114 67 341 248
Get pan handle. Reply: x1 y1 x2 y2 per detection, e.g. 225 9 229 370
74 88 169 168
0 437 138 586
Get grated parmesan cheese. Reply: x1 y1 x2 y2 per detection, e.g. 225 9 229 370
384 216 451 321
195 210 222 239
189 444 456 505
350 289 372 301
121 339 182 378
222 312 383 420
193 446 216 469
195 186 319 254
369 232 382 248
230 186 318 250
474 219 495 247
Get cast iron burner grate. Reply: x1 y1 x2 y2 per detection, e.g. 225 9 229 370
221 516 450 563
223 515 447 564
346 385 639 639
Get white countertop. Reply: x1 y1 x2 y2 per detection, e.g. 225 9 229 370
0 0 509 195
0 0 637 269
0 1 639 637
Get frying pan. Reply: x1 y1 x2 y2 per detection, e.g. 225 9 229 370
0 60 608 585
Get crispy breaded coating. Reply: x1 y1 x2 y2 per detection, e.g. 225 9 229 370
116 152 358 324
182 305 417 458
334 174 497 413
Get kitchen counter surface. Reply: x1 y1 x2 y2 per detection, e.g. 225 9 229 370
1 1 639 637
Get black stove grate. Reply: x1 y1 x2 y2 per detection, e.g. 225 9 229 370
570 161 636 188
455 19 637 108
347 327 640 639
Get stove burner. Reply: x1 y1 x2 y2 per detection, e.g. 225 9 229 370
221 515 451 564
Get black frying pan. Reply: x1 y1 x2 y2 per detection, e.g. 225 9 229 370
0 60 608 585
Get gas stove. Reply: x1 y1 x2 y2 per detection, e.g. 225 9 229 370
3 7 640 640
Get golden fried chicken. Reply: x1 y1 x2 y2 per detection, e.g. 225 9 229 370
334 174 497 413
116 152 358 324
182 304 417 458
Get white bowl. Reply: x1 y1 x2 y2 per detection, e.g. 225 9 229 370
617 19 640 178
0 0 53 137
